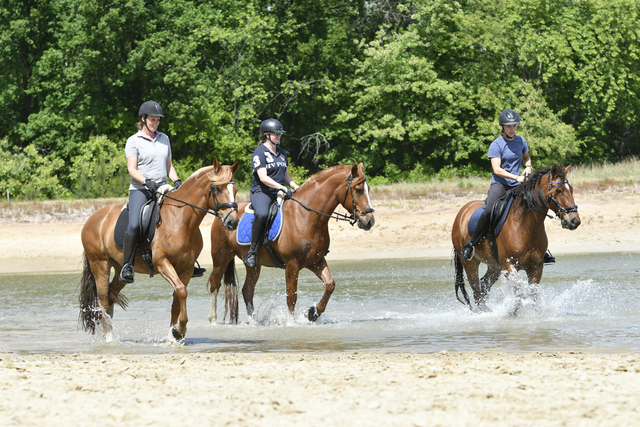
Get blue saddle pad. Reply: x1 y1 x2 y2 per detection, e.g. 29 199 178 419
236 203 284 246
468 198 514 238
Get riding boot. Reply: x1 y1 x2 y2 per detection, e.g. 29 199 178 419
461 212 491 260
119 232 137 283
244 217 264 268
543 250 556 265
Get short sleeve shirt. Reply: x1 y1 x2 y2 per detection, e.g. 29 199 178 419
125 131 172 191
250 144 289 197
488 135 529 186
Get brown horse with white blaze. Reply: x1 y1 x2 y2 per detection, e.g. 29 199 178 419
451 165 581 312
208 162 376 324
79 158 239 341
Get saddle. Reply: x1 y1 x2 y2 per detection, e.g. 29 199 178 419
237 191 286 269
468 187 519 262
114 185 174 276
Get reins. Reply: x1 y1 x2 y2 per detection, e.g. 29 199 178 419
156 180 238 221
290 173 375 226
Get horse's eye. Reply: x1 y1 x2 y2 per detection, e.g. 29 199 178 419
556 188 562 195
216 187 223 194
355 188 364 195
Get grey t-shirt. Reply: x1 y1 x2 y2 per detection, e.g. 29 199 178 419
125 130 172 191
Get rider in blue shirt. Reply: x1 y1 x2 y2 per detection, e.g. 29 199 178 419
461 109 555 265
244 118 299 268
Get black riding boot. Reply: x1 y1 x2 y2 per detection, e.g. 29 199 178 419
119 232 137 283
461 212 491 260
244 217 264 268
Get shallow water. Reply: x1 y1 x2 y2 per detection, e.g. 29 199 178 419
1 253 638 354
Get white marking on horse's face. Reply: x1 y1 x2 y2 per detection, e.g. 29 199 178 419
227 183 235 202
364 181 372 208
564 183 570 191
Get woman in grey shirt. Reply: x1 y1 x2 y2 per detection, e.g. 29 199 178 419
120 100 181 283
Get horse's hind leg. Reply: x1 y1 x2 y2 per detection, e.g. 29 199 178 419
90 259 115 340
481 265 501 296
462 260 491 312
306 258 335 322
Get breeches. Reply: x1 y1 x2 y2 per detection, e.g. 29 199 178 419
127 189 153 239
249 191 275 223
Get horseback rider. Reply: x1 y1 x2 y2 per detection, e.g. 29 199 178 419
120 100 182 283
461 109 555 265
244 118 300 268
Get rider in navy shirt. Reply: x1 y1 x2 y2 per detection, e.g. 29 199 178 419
461 109 556 265
244 118 299 268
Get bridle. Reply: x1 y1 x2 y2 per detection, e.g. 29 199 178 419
342 174 375 225
536 172 578 219
290 173 375 226
207 180 238 222
160 180 238 221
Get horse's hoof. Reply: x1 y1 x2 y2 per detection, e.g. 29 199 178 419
306 306 319 322
171 326 185 341
473 305 492 314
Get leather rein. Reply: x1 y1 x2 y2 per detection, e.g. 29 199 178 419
290 173 375 226
159 180 238 221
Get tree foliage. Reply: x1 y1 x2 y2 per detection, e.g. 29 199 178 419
0 0 639 198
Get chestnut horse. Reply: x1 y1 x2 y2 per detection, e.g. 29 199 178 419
208 163 376 324
79 158 239 341
451 165 581 312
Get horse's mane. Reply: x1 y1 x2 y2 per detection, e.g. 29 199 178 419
514 164 567 216
189 165 234 185
295 164 353 194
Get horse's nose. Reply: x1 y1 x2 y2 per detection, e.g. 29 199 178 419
224 217 239 231
358 216 375 231
570 217 581 230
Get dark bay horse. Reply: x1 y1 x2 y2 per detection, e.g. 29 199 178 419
451 165 581 312
79 158 239 341
208 162 376 324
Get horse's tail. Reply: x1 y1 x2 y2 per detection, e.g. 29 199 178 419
453 249 472 310
223 259 239 324
78 252 99 334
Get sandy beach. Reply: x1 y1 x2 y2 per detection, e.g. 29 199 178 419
1 188 639 426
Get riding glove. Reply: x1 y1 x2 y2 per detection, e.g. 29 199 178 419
174 179 182 189
145 179 160 192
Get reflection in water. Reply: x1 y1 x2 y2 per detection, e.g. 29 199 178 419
0 253 638 354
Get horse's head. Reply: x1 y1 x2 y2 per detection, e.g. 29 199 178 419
340 163 376 230
207 157 240 231
545 165 581 230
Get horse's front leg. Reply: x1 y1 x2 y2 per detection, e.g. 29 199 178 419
158 259 190 341
525 262 544 306
207 256 229 324
306 258 336 322
242 265 261 320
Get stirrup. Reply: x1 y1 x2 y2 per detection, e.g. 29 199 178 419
192 260 206 278
543 251 556 265
120 263 135 283
461 242 475 260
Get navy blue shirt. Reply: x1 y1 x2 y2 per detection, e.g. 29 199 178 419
250 144 289 197
488 135 529 186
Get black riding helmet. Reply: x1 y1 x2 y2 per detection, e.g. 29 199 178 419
499 109 520 126
138 100 165 118
259 118 286 136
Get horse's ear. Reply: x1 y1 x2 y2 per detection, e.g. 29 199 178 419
350 163 359 177
231 161 239 174
564 164 571 174
212 157 221 173
551 164 558 176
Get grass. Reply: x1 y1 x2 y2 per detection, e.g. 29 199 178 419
1 159 638 222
